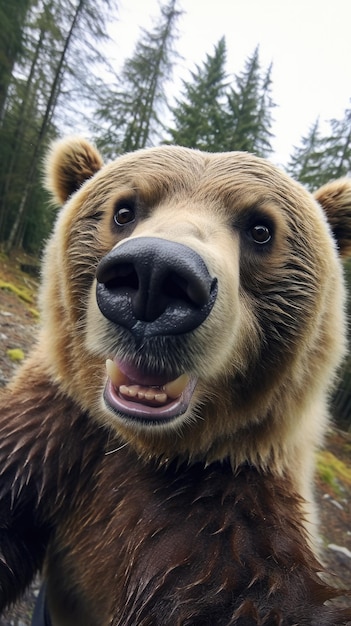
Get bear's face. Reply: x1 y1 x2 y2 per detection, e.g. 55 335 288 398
42 139 350 466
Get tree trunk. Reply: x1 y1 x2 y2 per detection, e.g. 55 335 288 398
0 0 31 119
5 0 86 252
0 25 45 233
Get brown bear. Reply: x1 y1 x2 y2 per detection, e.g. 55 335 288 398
1 137 351 625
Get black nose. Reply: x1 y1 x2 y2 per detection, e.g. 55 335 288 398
96 237 218 340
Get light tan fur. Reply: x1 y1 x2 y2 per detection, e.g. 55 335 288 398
44 136 104 205
3 138 351 624
18 138 351 542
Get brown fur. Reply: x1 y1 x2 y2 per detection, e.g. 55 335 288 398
315 178 351 257
1 361 351 625
1 138 351 624
44 136 104 205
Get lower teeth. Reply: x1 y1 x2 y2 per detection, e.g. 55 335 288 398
105 360 190 406
120 384 168 406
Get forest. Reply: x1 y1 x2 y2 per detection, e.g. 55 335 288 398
0 0 351 426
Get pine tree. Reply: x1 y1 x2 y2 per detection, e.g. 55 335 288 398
0 0 31 119
287 105 351 192
255 62 276 157
0 0 118 253
166 43 275 156
223 48 275 156
324 106 351 180
94 0 181 160
286 118 328 190
166 37 228 151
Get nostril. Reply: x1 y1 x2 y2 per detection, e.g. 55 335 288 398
163 272 210 308
163 273 190 304
98 263 139 292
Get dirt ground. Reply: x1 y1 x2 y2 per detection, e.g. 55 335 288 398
0 253 350 624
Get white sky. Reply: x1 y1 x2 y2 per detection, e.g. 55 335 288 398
108 0 351 167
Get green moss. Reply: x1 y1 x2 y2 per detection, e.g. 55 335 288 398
316 450 351 495
28 306 40 319
0 279 34 304
6 348 25 362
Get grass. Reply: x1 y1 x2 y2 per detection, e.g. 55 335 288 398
316 449 351 495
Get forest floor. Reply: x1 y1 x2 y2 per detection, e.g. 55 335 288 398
0 252 351 624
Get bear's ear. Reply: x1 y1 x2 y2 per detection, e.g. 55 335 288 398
314 179 351 258
44 136 104 205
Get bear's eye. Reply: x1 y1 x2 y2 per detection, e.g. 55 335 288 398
114 205 136 227
250 224 272 245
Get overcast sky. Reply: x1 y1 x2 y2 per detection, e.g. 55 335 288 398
109 0 351 166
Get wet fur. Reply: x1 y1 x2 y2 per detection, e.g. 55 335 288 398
1 138 351 624
1 363 351 625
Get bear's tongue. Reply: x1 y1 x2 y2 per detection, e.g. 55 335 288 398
106 359 189 408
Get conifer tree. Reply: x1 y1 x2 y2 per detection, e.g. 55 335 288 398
167 43 275 156
0 0 118 253
255 62 276 157
286 119 328 190
167 37 228 151
0 0 31 119
94 0 181 159
324 106 351 180
223 48 275 156
287 105 351 191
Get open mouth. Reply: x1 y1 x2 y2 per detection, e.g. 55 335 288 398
104 358 197 424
